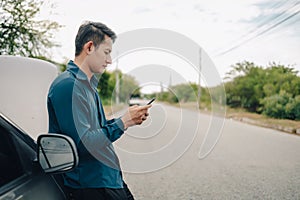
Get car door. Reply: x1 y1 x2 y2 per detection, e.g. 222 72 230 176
0 115 66 200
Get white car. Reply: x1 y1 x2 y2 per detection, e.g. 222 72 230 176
0 56 78 200
129 98 146 106
128 97 154 106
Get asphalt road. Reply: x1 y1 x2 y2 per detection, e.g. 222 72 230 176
114 103 300 200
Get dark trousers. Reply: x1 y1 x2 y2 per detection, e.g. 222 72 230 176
65 182 134 200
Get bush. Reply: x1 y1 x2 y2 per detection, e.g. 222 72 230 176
260 91 300 120
286 95 300 120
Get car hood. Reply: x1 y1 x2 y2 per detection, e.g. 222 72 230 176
0 56 58 139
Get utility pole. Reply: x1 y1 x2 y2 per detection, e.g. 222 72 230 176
198 48 202 109
160 81 164 93
115 52 120 105
168 70 172 88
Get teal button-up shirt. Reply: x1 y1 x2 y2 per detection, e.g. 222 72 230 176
47 60 125 189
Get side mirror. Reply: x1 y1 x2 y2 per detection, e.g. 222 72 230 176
37 134 78 174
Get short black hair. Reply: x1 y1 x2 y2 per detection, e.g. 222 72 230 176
75 21 117 56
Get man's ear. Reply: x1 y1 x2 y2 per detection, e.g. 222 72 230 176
84 41 94 54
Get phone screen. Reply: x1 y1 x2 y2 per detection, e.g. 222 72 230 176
147 98 155 105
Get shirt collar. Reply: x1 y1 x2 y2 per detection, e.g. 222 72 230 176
67 60 99 90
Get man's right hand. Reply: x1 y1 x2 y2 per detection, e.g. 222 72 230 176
121 104 152 130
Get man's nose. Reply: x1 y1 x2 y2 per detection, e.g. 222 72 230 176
106 55 112 64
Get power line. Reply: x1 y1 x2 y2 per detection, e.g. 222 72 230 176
234 0 297 42
216 9 300 56
214 1 300 56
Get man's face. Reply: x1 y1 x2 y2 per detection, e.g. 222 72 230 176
88 35 113 74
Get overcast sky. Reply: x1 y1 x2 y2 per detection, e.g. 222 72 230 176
40 0 300 88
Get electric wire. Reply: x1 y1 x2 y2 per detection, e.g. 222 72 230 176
214 0 300 56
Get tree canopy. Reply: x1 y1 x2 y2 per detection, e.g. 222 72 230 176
0 0 60 57
225 61 300 120
98 70 141 104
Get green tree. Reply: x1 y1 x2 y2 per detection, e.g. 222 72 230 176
286 95 300 120
0 0 60 57
171 83 197 103
263 63 298 96
98 70 140 104
225 62 265 112
225 61 300 117
118 73 140 102
98 71 111 100
260 90 292 119
225 61 256 80
161 90 179 103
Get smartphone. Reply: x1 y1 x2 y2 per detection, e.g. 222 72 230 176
147 98 156 105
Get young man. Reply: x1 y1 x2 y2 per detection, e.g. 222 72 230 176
47 21 151 200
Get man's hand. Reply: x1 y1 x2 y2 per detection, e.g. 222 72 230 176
121 104 152 130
